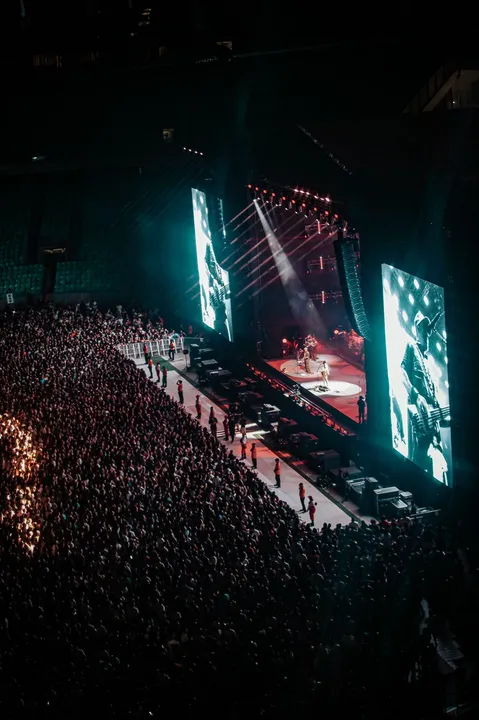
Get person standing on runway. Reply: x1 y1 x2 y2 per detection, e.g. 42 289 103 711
251 442 257 469
155 362 161 383
240 434 247 460
228 414 236 443
308 496 317 526
147 356 153 379
208 407 216 429
195 394 202 420
210 413 218 438
223 415 229 441
274 458 281 488
177 379 184 404
299 482 306 512
168 339 175 361
143 342 149 365
161 365 168 388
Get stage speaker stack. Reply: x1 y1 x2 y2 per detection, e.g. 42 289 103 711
400 491 413 510
345 479 366 505
359 478 379 514
329 465 364 493
197 359 219 379
209 369 233 388
278 417 299 439
297 433 320 459
198 347 215 361
238 392 265 419
373 486 400 516
307 449 341 473
261 404 281 423
189 343 201 367
288 432 319 458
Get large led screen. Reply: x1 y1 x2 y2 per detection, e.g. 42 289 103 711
192 188 233 341
382 265 452 486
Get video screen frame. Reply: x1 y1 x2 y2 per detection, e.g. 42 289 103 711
382 264 452 486
191 188 233 342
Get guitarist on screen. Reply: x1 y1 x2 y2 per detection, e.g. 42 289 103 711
401 310 449 483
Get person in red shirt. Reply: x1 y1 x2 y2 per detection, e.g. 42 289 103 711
299 482 306 512
143 343 149 364
161 365 168 388
169 340 175 361
308 496 317 526
177 379 184 404
147 356 153 379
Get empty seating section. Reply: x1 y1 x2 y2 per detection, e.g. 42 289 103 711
0 181 43 295
55 259 121 293
0 264 43 295
53 177 125 295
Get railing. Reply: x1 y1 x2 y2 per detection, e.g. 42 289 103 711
117 337 184 360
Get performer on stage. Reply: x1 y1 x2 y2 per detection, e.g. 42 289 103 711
320 360 329 388
304 347 311 374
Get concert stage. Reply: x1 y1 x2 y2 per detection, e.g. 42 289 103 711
266 350 366 424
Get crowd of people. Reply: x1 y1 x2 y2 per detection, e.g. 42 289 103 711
0 304 473 719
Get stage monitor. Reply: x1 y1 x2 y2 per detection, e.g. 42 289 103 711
191 188 233 341
382 264 452 486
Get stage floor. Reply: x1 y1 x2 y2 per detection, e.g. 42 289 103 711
267 350 366 424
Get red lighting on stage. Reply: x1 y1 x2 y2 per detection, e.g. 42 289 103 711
334 214 339 219
321 290 325 304
292 200 296 204
320 256 324 270
263 189 268 194
282 338 288 344
314 207 318 212
255 187 259 191
324 210 329 215
272 192 276 197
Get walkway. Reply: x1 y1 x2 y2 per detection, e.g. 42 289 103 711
134 357 350 527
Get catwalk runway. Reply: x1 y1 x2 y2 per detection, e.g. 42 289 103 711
267 348 366 424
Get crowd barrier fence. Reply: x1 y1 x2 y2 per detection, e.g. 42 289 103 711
117 337 184 360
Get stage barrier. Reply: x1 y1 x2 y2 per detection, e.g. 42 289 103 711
117 337 184 360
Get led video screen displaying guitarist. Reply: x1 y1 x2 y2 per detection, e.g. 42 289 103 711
382 265 452 486
192 188 233 341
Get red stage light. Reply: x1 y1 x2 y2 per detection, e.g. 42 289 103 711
314 207 318 212
282 196 286 201
248 184 252 188
271 192 276 197
263 189 267 193
255 187 259 191
302 203 306 207
324 210 329 215
292 200 296 204
282 338 288 344
334 214 339 219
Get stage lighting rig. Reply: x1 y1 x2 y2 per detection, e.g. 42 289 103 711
246 182 347 229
